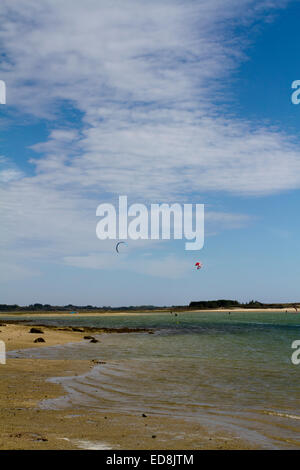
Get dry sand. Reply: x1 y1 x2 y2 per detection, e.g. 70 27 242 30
0 323 256 450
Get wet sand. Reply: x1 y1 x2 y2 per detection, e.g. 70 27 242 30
0 323 256 450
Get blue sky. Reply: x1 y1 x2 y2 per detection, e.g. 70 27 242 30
1 0 300 306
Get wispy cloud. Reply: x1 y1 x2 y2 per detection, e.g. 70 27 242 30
64 252 192 279
0 0 294 280
0 155 23 182
0 0 296 197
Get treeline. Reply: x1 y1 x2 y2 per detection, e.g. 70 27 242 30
189 299 241 309
0 303 159 312
0 300 299 313
189 300 299 309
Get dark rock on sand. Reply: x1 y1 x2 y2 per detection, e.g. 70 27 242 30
29 328 44 334
34 337 45 343
84 335 95 340
142 414 147 418
72 327 84 332
90 338 99 343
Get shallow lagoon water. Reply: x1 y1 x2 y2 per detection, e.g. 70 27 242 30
6 311 300 449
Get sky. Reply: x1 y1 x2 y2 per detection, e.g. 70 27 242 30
1 0 300 306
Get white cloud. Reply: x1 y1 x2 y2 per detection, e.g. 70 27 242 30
0 155 23 182
0 0 296 197
64 252 192 279
0 0 294 281
0 260 39 282
0 168 22 183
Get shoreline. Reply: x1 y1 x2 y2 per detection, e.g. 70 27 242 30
0 307 298 319
0 323 256 450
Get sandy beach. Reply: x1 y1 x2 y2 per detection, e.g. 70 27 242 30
0 307 298 320
0 322 255 450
